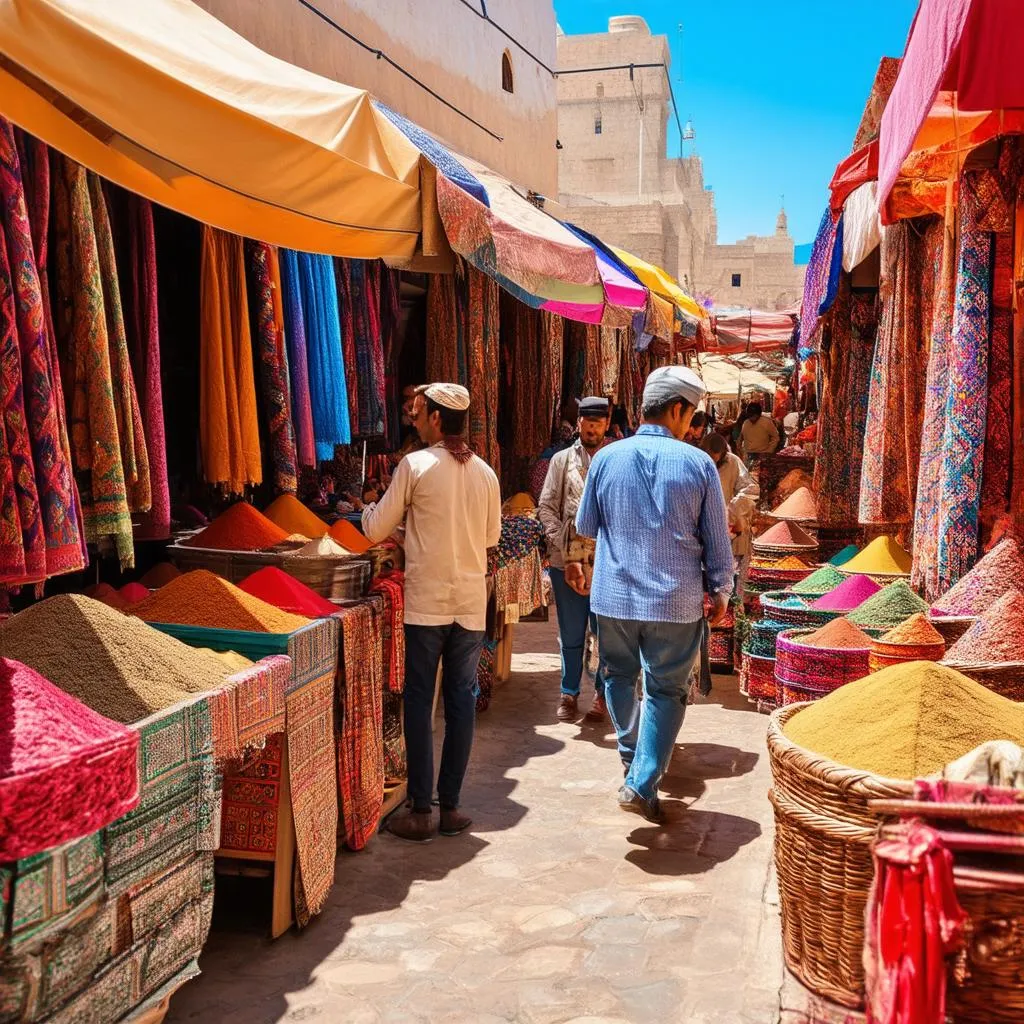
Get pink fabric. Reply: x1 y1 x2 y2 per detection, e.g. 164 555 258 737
542 242 646 325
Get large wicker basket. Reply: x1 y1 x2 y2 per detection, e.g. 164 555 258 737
940 660 1024 702
759 591 841 629
775 628 871 705
767 704 912 1008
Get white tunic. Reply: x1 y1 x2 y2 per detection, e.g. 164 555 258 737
361 445 501 631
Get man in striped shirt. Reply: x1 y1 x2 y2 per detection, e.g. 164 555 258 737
569 366 734 823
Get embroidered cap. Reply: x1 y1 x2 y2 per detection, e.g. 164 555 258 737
419 382 470 411
642 365 705 409
577 396 610 418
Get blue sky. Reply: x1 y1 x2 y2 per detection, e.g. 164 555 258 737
553 0 919 247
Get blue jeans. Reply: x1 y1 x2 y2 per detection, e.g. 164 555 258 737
404 623 484 812
596 616 703 802
549 568 603 697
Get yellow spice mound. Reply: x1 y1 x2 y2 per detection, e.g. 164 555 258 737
262 494 329 539
840 535 912 576
783 661 1024 779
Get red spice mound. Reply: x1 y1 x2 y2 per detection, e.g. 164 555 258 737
239 567 337 618
931 538 1024 616
329 519 373 555
810 574 882 612
755 520 817 548
946 590 1024 664
84 583 126 610
800 617 873 649
184 502 290 552
879 613 945 647
118 582 150 605
771 486 817 521
139 562 181 589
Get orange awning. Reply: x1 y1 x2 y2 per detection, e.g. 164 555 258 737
0 0 428 257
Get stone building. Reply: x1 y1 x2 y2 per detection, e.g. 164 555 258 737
557 16 805 311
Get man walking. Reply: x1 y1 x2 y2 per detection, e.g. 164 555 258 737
570 367 733 823
362 383 501 842
538 396 611 723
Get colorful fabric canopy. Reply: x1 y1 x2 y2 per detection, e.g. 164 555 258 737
610 247 707 322
710 309 797 354
696 355 778 401
0 0 427 257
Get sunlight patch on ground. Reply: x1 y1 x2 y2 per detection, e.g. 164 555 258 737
511 651 562 673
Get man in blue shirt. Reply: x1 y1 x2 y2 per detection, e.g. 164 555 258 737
569 366 733 823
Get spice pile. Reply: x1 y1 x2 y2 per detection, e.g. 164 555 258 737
0 595 229 722
792 565 848 596
839 535 912 576
770 469 815 507
140 562 181 588
132 570 311 633
287 535 352 560
263 494 330 539
945 590 1024 664
119 582 150 604
930 538 1024 617
828 544 860 567
239 567 338 617
783 661 1024 778
770 487 817 522
848 581 929 630
755 521 818 550
329 519 373 555
184 502 290 551
84 583 126 609
870 613 946 671
810 575 881 612
798 617 873 650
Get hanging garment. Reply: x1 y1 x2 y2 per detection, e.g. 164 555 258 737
469 265 500 476
541 312 564 443
246 240 297 495
426 265 464 387
335 259 361 435
351 260 386 438
278 248 316 469
199 225 262 494
859 218 942 525
380 264 402 450
51 155 136 567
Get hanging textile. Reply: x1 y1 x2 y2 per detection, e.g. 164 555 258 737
109 190 170 538
347 260 386 437
335 260 361 434
199 225 262 495
618 326 644 428
798 210 843 354
541 312 564 443
813 278 878 526
296 251 350 461
380 265 402 450
583 323 602 397
564 319 589 409
90 175 151 517
503 292 543 459
1012 175 1024 529
51 155 136 567
599 327 619 400
425 268 462 387
278 248 316 469
859 218 942 525
245 240 298 495
468 265 500 475
11 128 86 574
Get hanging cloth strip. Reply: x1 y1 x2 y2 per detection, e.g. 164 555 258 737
278 248 316 469
199 225 262 495
335 259 361 436
245 240 297 495
51 154 135 568
380 264 402 450
351 260 386 438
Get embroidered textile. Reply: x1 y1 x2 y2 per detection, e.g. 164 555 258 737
278 248 316 468
199 226 262 494
219 731 283 855
859 218 942 524
369 571 405 693
798 210 842 354
336 599 385 851
541 312 564 443
246 241 298 494
51 156 136 567
335 260 361 434
347 260 387 437
380 264 402 449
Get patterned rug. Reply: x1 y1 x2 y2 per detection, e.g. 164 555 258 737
219 732 284 856
213 654 288 762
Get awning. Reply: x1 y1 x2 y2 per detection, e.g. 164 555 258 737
696 355 778 401
610 247 707 322
710 309 796 355
0 0 426 258
879 0 1024 214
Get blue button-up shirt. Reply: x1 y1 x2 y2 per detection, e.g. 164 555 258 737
575 424 734 624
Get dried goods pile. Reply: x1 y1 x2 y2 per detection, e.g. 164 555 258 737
329 519 373 554
132 570 310 633
879 613 945 647
119 582 150 604
771 487 817 521
840 535 912 576
139 562 181 588
945 590 1024 663
930 538 1024 617
798 617 873 649
239 567 337 618
848 581 929 629
184 501 289 551
792 565 848 596
755 521 818 549
810 575 881 612
783 661 1024 778
0 595 228 722
828 544 860 567
287 535 352 559
263 494 330 539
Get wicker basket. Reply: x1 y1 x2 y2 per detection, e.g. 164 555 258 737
940 660 1024 702
927 612 976 645
759 591 841 630
746 652 778 704
868 638 945 673
743 618 793 659
775 629 871 702
708 627 734 670
768 704 912 1008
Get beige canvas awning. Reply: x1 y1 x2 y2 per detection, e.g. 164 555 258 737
0 0 431 257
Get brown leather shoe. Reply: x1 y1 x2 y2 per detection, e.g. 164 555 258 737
556 694 578 721
388 809 435 842
617 785 665 824
439 808 472 836
584 692 608 722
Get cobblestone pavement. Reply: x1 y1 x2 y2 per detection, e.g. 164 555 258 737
168 620 784 1024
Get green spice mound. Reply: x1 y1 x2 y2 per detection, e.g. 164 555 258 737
792 565 847 596
848 580 928 629
783 661 1024 779
0 594 229 723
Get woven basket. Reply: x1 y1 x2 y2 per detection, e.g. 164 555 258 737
867 639 945 673
743 618 792 659
753 543 820 561
746 653 777 703
774 629 871 701
927 612 976 644
940 660 1024 702
708 628 734 670
758 591 841 629
767 705 912 1008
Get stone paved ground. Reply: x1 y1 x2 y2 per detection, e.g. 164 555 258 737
168 620 786 1024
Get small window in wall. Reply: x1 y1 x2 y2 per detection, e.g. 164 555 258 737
596 83 604 98
501 51 514 93
731 273 742 288
595 115 603 135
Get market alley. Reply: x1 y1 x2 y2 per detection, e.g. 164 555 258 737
167 618 781 1024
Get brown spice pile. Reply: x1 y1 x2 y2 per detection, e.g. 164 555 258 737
879 613 945 647
0 595 229 723
799 617 873 650
771 486 817 521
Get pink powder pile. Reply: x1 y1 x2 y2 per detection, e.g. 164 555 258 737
810 574 882 613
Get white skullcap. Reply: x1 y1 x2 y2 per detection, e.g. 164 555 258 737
419 383 470 411
642 365 705 409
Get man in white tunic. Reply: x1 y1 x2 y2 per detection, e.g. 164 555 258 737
362 383 501 842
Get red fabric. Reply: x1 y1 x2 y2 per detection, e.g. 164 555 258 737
710 310 795 353
830 141 879 221
864 822 967 1024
